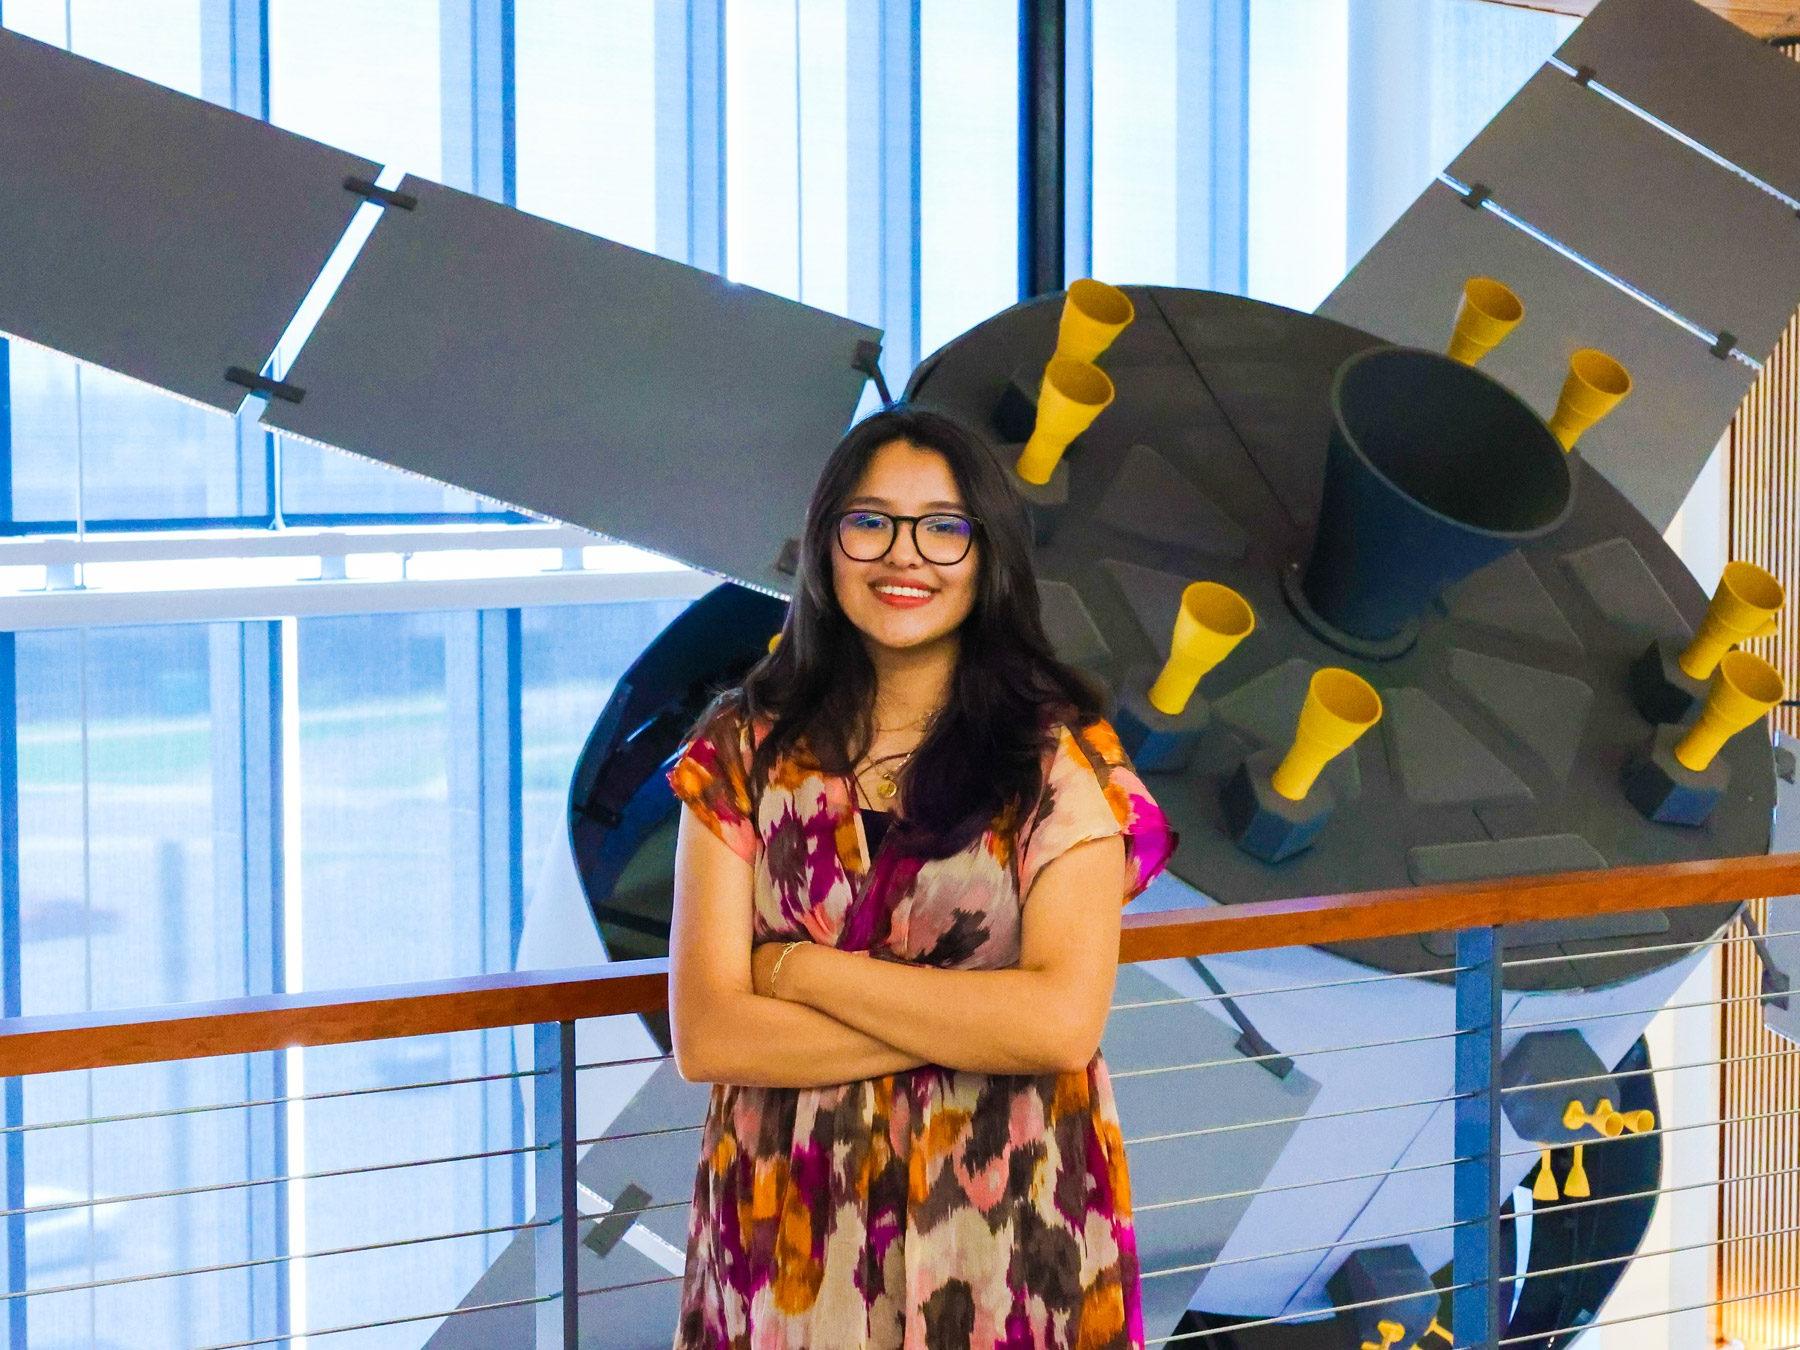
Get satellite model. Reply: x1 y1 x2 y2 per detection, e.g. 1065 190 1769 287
4 0 1800 1344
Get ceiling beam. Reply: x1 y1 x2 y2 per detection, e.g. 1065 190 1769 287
1475 0 1800 39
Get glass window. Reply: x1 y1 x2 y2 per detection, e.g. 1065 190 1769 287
519 598 696 893
12 623 277 1345
1091 0 1182 287
267 0 511 519
1247 0 1350 312
919 0 1019 358
515 0 661 252
293 611 519 1336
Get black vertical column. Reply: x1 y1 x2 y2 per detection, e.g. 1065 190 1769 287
1019 0 1066 300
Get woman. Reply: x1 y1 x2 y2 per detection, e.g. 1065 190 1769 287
664 404 1177 1348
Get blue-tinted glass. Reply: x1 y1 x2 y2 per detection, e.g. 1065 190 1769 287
726 0 801 298
5 347 265 527
724 0 854 315
515 1 661 252
0 3 268 529
1343 0 1574 267
13 624 275 1345
1247 0 1350 312
919 0 1019 357
294 612 520 1338
268 0 445 181
1091 0 1182 286
520 599 695 896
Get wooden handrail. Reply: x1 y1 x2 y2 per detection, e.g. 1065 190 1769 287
3 852 1797 1079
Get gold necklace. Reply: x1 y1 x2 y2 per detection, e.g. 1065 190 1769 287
864 750 912 802
861 707 940 803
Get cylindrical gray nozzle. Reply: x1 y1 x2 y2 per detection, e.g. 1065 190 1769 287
1299 346 1574 647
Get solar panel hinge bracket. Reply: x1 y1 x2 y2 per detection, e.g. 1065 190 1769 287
225 366 305 403
343 175 418 211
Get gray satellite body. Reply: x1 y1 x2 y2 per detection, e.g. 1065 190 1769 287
3 0 1799 1343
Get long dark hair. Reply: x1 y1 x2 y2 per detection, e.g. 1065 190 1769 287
695 404 1105 859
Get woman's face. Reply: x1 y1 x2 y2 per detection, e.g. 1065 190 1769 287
829 439 981 657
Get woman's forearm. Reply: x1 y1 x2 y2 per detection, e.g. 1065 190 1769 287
675 988 930 1088
780 945 1089 1075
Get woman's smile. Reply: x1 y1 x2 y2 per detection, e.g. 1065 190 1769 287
871 579 937 607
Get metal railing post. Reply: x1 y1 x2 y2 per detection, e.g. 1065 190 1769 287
533 1020 579 1348
1453 925 1503 1348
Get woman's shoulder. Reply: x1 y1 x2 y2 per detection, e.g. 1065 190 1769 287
688 691 775 750
1040 707 1131 772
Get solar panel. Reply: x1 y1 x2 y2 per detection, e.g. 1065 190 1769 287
1448 66 1800 362
0 27 378 413
262 177 878 590
1558 0 1800 205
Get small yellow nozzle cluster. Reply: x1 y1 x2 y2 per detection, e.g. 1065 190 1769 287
1016 279 1133 486
1147 582 1255 716
1445 276 1632 451
1537 1101 1657 1201
1270 668 1383 802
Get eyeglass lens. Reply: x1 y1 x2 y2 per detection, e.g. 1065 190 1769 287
837 511 973 564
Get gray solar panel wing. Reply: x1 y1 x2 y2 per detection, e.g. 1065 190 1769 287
262 177 879 594
0 26 378 413
1557 0 1800 205
1321 0 1800 530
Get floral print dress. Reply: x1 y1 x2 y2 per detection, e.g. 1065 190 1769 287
665 704 1178 1349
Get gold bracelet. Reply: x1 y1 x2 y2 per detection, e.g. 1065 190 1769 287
768 940 805 1000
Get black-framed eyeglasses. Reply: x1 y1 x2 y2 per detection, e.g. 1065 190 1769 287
834 510 979 565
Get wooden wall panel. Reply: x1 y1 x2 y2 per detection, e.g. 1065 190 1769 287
1721 43 1800 1338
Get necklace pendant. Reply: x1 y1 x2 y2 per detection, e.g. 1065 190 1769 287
876 776 898 800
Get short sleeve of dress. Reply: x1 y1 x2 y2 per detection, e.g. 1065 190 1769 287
665 703 759 864
1016 716 1179 907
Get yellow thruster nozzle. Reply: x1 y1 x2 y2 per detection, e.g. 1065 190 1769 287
1270 668 1383 802
1674 649 1785 773
1448 276 1523 366
1565 1143 1592 1198
1563 1098 1625 1137
1055 278 1135 365
1147 582 1255 716
1547 348 1631 451
1016 357 1113 486
1679 560 1784 681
